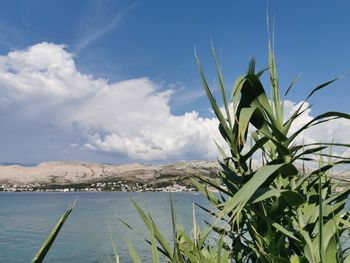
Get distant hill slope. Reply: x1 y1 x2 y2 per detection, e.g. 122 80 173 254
0 160 221 186
0 161 348 187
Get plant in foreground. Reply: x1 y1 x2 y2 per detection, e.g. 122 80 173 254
31 198 77 263
123 32 350 262
117 194 229 263
192 32 350 262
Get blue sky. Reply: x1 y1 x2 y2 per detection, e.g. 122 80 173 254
0 0 349 164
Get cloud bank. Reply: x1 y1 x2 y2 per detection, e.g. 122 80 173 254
0 43 222 161
0 43 348 162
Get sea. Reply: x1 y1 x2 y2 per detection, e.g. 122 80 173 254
0 192 211 263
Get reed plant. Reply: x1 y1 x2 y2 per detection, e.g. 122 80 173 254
118 32 350 261
191 29 350 262
117 194 230 263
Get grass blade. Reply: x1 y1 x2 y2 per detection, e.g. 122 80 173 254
126 240 142 263
31 198 77 263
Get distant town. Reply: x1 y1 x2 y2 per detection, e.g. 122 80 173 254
0 180 197 193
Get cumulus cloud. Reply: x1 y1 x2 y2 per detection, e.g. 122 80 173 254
0 43 103 103
0 42 222 161
0 42 348 163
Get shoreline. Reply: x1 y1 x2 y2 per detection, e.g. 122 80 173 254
0 181 202 193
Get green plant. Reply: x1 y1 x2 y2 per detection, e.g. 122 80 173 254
31 198 77 263
193 26 350 262
118 193 229 263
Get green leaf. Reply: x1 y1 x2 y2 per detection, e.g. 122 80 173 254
281 191 305 207
169 193 177 255
191 178 220 205
285 73 302 96
213 139 227 159
324 236 337 263
252 188 284 203
267 18 283 126
211 44 232 129
195 53 232 143
126 240 142 263
191 174 232 197
108 226 120 263
218 163 293 222
237 106 257 147
288 111 350 145
304 78 338 102
272 222 300 241
345 254 350 263
292 146 328 161
131 199 173 260
242 137 269 163
300 230 319 263
31 198 77 263
313 216 341 262
149 222 160 263
290 255 301 263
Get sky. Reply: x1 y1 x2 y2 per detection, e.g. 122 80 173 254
0 0 349 164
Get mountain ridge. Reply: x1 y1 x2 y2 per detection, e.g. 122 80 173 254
0 160 348 187
0 160 221 186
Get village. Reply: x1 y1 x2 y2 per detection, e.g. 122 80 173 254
0 180 197 193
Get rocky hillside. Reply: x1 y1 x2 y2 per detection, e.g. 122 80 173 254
0 160 221 186
1 160 348 187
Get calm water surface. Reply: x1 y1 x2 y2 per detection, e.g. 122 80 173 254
0 192 210 262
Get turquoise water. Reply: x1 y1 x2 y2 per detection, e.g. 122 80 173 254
0 192 210 262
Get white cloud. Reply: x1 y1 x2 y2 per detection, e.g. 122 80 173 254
70 78 221 160
0 43 222 161
0 42 348 162
0 42 103 103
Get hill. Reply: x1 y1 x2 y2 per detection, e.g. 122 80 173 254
0 160 221 188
